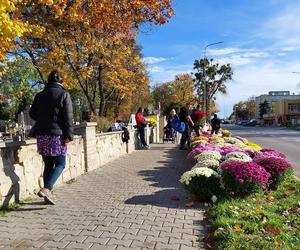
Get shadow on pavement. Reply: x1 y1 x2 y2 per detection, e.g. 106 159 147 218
125 144 203 209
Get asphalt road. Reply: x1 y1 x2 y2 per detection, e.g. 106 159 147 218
225 125 300 177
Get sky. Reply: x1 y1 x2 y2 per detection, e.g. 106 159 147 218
137 0 300 118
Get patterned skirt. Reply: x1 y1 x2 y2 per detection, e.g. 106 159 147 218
37 135 67 156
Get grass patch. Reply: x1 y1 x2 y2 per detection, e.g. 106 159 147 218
0 198 31 217
208 174 300 250
66 178 76 184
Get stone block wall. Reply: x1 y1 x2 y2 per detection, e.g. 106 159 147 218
0 136 85 207
95 132 128 167
0 122 161 207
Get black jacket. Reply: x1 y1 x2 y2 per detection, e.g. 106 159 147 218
29 82 74 140
211 117 221 128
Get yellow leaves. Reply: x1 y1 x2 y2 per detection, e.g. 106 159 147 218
274 239 281 247
38 0 53 5
233 224 243 233
266 195 275 204
0 0 46 59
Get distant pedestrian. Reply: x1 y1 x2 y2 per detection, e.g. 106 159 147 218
135 107 150 149
211 114 221 135
191 105 206 136
164 109 177 139
30 70 73 205
178 103 194 150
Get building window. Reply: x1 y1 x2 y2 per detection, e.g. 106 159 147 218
288 104 300 113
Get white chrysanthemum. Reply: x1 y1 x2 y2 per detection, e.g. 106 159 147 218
192 159 220 170
180 167 219 185
196 150 222 162
224 137 244 145
225 152 252 161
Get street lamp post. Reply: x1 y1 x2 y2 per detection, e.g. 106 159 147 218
202 41 224 123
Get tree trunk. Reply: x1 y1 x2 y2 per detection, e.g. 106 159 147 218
98 64 106 117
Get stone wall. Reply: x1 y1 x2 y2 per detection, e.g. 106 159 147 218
95 131 131 167
0 136 85 208
0 122 161 207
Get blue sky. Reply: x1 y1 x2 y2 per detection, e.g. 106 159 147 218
137 0 300 117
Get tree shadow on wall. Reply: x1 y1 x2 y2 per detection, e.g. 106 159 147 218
1 148 20 209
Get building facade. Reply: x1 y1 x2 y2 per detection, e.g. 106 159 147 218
272 99 300 126
255 91 300 125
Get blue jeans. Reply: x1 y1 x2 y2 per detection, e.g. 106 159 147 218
42 155 66 190
137 126 147 146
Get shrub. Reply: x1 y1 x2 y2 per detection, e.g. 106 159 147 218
220 145 243 156
221 129 231 137
259 148 286 159
234 136 249 144
220 161 271 195
254 156 292 185
180 167 222 200
224 137 244 145
196 150 222 162
192 159 220 171
242 148 257 158
190 140 206 148
246 142 262 150
187 142 220 160
96 117 111 132
224 152 252 163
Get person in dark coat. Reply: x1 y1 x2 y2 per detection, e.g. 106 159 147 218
30 70 73 205
211 114 221 135
178 103 194 149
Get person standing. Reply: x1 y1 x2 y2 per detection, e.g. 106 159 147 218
178 103 194 150
135 107 150 149
164 109 177 139
30 70 73 205
191 105 206 136
211 114 221 135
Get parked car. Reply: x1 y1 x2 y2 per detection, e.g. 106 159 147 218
243 119 257 126
236 120 249 126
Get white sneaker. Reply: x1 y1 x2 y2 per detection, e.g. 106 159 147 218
144 145 151 149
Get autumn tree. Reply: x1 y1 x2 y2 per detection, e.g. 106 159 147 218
6 0 174 120
152 81 174 114
233 97 256 121
193 58 233 120
152 73 196 114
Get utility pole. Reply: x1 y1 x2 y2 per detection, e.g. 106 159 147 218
202 41 224 123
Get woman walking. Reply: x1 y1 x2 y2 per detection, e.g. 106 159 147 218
135 107 150 149
30 70 73 205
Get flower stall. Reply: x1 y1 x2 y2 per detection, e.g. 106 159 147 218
182 130 300 249
181 130 293 201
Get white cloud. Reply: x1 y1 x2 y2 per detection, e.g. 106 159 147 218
216 55 252 67
215 51 270 67
144 56 168 64
216 59 300 117
148 64 192 84
207 47 245 56
260 4 300 49
148 66 165 73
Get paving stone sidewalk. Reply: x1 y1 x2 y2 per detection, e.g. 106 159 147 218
0 144 207 250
